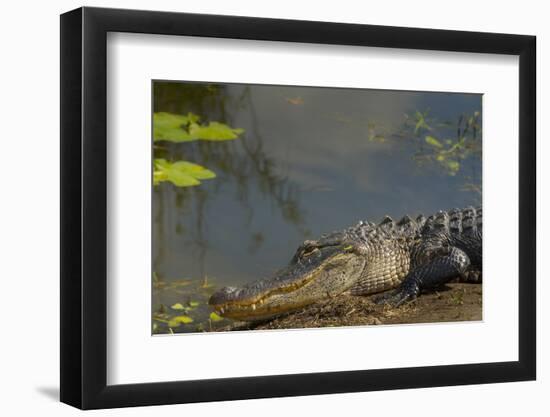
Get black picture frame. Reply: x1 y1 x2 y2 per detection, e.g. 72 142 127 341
60 6 536 410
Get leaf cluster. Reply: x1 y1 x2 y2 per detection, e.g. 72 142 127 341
153 112 244 187
154 112 243 143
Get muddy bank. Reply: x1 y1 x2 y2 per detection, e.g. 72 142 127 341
220 283 482 331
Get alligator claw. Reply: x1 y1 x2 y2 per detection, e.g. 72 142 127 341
374 285 418 307
390 291 416 307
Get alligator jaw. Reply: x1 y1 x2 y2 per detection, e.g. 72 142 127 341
209 245 366 321
208 269 324 321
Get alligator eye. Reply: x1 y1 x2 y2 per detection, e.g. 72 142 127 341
301 247 319 257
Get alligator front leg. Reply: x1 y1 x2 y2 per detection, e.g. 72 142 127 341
374 247 471 307
460 269 482 283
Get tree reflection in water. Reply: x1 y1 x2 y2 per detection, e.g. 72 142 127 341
153 83 307 282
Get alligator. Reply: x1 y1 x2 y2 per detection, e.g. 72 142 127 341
209 206 482 321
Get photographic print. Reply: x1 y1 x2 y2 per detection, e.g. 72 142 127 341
60 9 535 407
152 81 482 335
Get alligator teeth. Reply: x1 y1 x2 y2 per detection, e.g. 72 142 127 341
219 308 224 314
251 304 256 311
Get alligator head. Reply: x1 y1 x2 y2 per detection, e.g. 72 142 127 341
209 234 368 321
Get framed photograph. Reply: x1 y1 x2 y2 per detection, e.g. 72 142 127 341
60 6 536 409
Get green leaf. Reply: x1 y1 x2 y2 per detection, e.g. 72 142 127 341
170 303 185 310
153 170 168 186
154 158 171 169
209 312 224 322
163 169 201 187
154 112 190 128
444 160 460 175
189 122 244 140
414 111 430 135
154 159 216 187
425 135 443 148
153 112 194 142
153 112 243 142
186 112 201 124
168 315 194 327
170 161 216 180
189 301 200 308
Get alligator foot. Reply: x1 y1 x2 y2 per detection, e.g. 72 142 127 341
374 281 419 307
375 246 471 307
460 269 482 283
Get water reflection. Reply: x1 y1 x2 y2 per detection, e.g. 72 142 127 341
152 81 481 333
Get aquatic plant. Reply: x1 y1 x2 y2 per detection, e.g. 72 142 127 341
153 111 244 187
152 275 231 334
154 112 243 142
405 109 481 179
153 159 216 187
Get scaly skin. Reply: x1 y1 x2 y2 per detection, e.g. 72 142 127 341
209 207 482 321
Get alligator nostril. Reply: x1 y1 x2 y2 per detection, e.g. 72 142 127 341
209 286 241 305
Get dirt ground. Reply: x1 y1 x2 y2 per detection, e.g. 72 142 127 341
222 283 482 331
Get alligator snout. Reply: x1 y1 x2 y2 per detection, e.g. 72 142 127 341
208 286 241 306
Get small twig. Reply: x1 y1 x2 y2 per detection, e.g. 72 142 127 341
346 308 356 316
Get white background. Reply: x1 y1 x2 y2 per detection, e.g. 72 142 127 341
0 0 546 415
108 34 519 384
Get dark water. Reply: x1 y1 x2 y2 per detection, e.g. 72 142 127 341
152 82 481 333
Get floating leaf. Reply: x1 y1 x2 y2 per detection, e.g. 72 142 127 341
153 112 194 142
189 122 244 140
154 159 216 187
171 303 185 310
414 111 430 134
154 112 190 128
186 112 201 124
425 135 443 148
444 160 460 175
163 170 199 187
189 301 200 308
153 170 168 186
209 312 224 322
170 161 216 180
154 112 243 142
168 315 194 327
